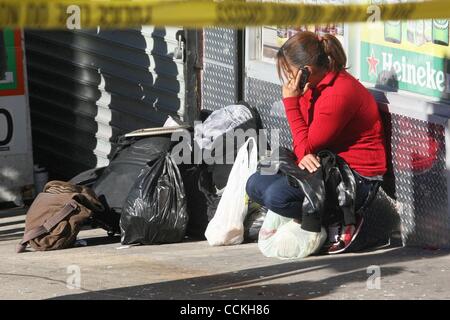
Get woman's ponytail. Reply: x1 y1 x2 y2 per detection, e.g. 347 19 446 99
276 31 347 82
319 33 347 72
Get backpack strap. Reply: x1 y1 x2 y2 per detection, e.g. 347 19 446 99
16 200 79 253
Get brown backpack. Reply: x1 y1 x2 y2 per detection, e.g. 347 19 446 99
16 181 104 253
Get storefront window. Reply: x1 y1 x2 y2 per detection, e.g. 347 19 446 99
245 0 350 84
261 0 346 63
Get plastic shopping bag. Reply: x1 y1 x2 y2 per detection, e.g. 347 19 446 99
205 137 258 246
258 210 327 260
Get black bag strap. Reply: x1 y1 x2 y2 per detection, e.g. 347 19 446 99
16 200 79 253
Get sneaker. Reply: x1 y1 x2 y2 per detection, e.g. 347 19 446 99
328 215 364 255
327 223 341 244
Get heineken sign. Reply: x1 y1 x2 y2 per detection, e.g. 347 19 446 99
361 41 448 98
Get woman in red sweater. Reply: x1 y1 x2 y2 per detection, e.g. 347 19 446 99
246 31 387 254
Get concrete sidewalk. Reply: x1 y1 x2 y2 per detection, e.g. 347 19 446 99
1 207 450 300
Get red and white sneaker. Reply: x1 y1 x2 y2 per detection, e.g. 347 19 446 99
327 216 364 254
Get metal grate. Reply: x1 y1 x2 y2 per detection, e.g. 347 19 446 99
203 63 236 112
245 77 292 149
389 114 450 248
202 28 238 111
204 28 236 66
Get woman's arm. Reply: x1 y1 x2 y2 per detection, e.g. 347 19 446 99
283 96 311 161
281 69 317 162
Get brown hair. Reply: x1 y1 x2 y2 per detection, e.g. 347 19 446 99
276 31 347 82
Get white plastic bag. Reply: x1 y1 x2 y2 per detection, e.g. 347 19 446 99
258 210 327 260
205 137 258 246
258 210 291 256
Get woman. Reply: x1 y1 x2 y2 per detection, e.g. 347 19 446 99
246 31 387 254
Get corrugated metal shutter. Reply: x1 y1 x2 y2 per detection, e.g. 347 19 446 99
25 27 185 180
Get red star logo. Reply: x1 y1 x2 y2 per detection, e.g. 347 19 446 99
366 50 379 76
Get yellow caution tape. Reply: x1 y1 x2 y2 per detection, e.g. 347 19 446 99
0 0 449 29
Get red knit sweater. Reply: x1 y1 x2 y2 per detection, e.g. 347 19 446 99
282 70 387 177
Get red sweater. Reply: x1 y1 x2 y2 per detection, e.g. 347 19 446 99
283 70 387 177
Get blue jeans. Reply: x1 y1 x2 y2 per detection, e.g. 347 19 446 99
246 171 379 223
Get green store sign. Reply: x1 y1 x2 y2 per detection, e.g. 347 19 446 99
361 41 448 98
0 28 25 96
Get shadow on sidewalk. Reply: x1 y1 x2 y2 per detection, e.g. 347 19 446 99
49 247 449 300
0 208 26 241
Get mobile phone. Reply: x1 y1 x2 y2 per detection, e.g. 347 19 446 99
298 67 311 91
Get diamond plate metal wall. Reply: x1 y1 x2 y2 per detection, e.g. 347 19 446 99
244 77 292 149
203 63 236 111
204 28 236 66
202 28 238 111
387 114 450 248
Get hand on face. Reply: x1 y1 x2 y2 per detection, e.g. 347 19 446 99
282 68 310 99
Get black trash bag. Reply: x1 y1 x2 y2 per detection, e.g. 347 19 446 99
209 164 234 191
120 153 188 245
93 136 174 215
69 167 106 188
198 168 222 223
179 164 214 239
244 202 268 242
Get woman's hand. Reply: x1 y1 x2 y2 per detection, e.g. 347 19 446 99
282 69 310 99
299 154 321 173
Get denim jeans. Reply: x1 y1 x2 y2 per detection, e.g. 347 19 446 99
246 170 380 222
